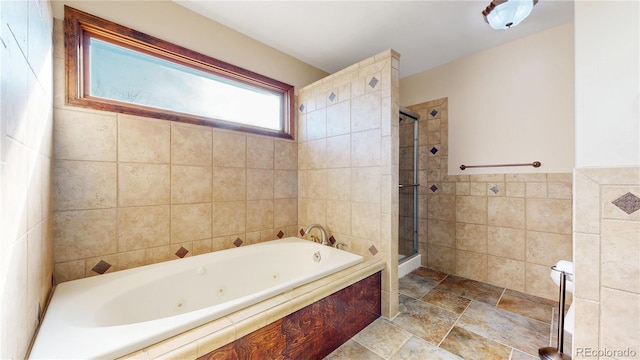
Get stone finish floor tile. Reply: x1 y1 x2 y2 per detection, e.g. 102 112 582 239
392 296 459 345
457 301 550 356
497 289 556 323
439 326 511 360
510 349 538 359
434 275 505 306
390 336 462 360
411 267 449 282
421 288 471 314
325 339 384 360
353 318 413 359
399 273 440 299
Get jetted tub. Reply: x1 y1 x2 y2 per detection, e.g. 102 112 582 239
30 237 363 359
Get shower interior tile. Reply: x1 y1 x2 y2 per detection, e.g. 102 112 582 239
456 300 550 357
439 326 511 360
433 275 504 306
496 289 556 323
398 273 439 299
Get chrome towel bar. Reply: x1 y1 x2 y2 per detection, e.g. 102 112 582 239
459 161 541 171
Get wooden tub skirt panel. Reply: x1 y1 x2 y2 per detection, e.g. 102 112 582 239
198 271 381 359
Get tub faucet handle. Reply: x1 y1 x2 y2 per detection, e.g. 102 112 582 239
334 242 347 249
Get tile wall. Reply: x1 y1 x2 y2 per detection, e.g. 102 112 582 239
572 167 640 357
297 49 401 318
51 20 298 282
0 0 54 358
407 99 573 301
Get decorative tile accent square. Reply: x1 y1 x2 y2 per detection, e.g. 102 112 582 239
277 230 285 239
430 147 439 155
611 192 640 214
299 228 305 236
92 260 111 275
490 185 501 194
329 92 336 102
175 246 189 258
430 185 438 192
430 109 438 117
368 77 379 89
299 104 305 112
329 235 336 245
233 237 243 247
369 245 378 256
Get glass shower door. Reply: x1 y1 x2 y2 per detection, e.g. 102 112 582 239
399 108 420 262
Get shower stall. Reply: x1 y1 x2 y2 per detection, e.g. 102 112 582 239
398 107 421 277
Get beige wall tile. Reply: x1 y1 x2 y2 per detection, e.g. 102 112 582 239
456 196 487 224
456 223 487 253
53 209 116 263
246 199 274 232
351 92 381 132
469 182 486 196
84 254 118 277
171 124 212 166
53 109 116 161
326 134 351 168
505 182 525 197
326 101 350 137
118 205 170 251
602 185 640 221
212 168 246 201
601 220 640 293
470 174 505 183
456 182 470 196
488 256 525 292
487 197 525 229
351 202 381 242
118 163 170 207
525 262 557 300
351 167 381 204
547 181 572 199
274 140 296 170
572 298 599 354
526 198 572 234
427 219 455 247
574 170 600 234
145 245 173 265
246 136 274 169
274 198 297 228
274 170 297 199
525 182 547 198
306 169 327 200
573 233 599 301
487 226 525 261
54 259 85 283
526 231 572 267
298 139 326 170
600 288 640 352
54 160 116 210
428 194 456 221
171 165 212 204
115 250 146 271
212 131 246 168
326 168 351 201
211 201 245 237
118 115 170 163
456 250 487 282
351 129 381 166
171 203 212 243
505 174 547 182
246 169 274 200
326 200 351 235
192 239 212 255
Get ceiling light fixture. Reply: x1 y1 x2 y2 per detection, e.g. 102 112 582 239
482 0 538 30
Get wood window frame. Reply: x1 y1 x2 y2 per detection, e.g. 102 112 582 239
64 6 295 139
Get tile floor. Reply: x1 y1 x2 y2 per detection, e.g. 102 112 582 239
326 267 572 360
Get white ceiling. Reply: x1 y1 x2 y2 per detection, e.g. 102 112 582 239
173 0 574 78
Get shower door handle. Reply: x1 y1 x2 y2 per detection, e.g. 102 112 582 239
398 184 420 188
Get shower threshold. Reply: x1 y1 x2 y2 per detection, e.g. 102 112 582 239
398 253 421 278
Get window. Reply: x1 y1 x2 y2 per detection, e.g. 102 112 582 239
65 6 295 139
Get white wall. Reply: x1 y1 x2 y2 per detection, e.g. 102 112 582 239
51 0 328 90
401 23 574 175
575 1 640 167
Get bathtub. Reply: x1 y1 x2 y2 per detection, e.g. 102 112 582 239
30 237 363 359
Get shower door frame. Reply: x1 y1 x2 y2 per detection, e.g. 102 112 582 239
399 107 420 261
